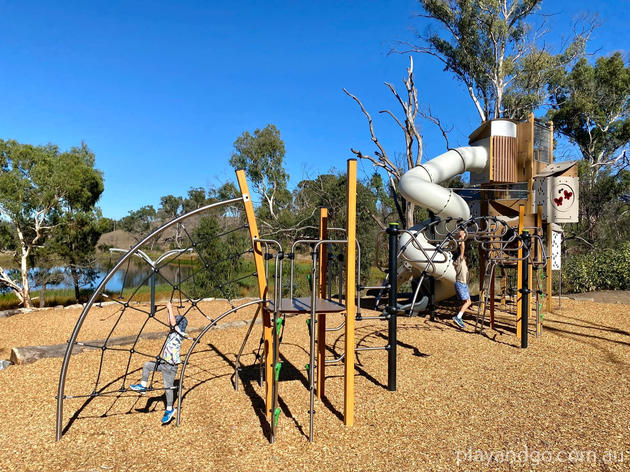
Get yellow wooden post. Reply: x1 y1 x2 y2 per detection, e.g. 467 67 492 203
235 169 272 419
516 205 524 341
316 208 328 399
489 267 495 330
344 159 357 427
478 189 488 294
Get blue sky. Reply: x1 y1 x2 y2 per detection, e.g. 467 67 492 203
0 0 626 219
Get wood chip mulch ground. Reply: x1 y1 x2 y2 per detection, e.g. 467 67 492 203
0 297 628 471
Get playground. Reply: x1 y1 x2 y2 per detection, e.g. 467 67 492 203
1 117 628 471
0 296 628 470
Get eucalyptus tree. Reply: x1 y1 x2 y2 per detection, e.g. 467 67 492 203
229 124 289 221
548 53 630 176
0 140 103 307
49 209 107 302
182 188 208 213
159 195 183 221
399 0 592 120
548 53 630 248
120 205 157 235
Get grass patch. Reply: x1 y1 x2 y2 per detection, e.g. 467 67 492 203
0 288 98 310
0 292 21 310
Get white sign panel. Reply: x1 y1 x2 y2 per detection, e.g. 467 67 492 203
552 231 562 270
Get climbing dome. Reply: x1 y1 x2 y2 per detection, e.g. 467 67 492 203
56 197 266 440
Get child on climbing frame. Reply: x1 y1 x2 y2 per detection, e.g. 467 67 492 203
452 229 472 329
130 301 188 424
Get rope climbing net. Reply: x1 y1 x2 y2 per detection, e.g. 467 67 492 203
56 197 265 439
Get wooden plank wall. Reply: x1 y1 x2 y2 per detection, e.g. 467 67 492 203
491 135 517 182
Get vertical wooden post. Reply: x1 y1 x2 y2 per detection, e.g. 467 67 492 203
536 206 543 337
546 222 553 314
516 205 524 341
500 267 507 310
344 159 357 427
520 232 530 349
316 208 328 399
479 190 488 294
528 235 534 337
489 268 495 330
235 169 272 419
489 222 496 330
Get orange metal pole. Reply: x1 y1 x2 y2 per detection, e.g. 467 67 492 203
344 159 357 427
316 208 328 399
235 169 272 419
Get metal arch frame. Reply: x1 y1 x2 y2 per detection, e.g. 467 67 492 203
109 247 194 269
175 298 266 427
56 197 244 441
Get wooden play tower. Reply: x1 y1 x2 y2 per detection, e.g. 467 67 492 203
471 113 578 346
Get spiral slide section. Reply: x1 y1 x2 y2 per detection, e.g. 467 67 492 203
397 120 516 303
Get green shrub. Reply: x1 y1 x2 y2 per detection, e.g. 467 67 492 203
564 242 630 292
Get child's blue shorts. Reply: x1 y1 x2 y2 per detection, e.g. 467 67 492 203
455 281 470 301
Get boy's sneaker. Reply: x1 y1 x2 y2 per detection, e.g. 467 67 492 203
161 408 176 424
129 383 147 393
452 316 465 329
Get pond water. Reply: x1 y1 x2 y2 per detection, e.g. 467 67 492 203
5 260 193 294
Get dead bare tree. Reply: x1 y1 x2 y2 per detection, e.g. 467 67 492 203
344 56 424 226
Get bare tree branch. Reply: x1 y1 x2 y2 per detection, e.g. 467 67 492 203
421 106 453 150
344 88 401 179
345 56 426 225
379 109 405 132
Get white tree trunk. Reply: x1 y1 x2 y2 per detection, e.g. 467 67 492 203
14 226 33 308
406 202 415 228
20 249 33 308
0 266 25 305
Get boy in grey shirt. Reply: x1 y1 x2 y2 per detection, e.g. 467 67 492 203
130 301 187 424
